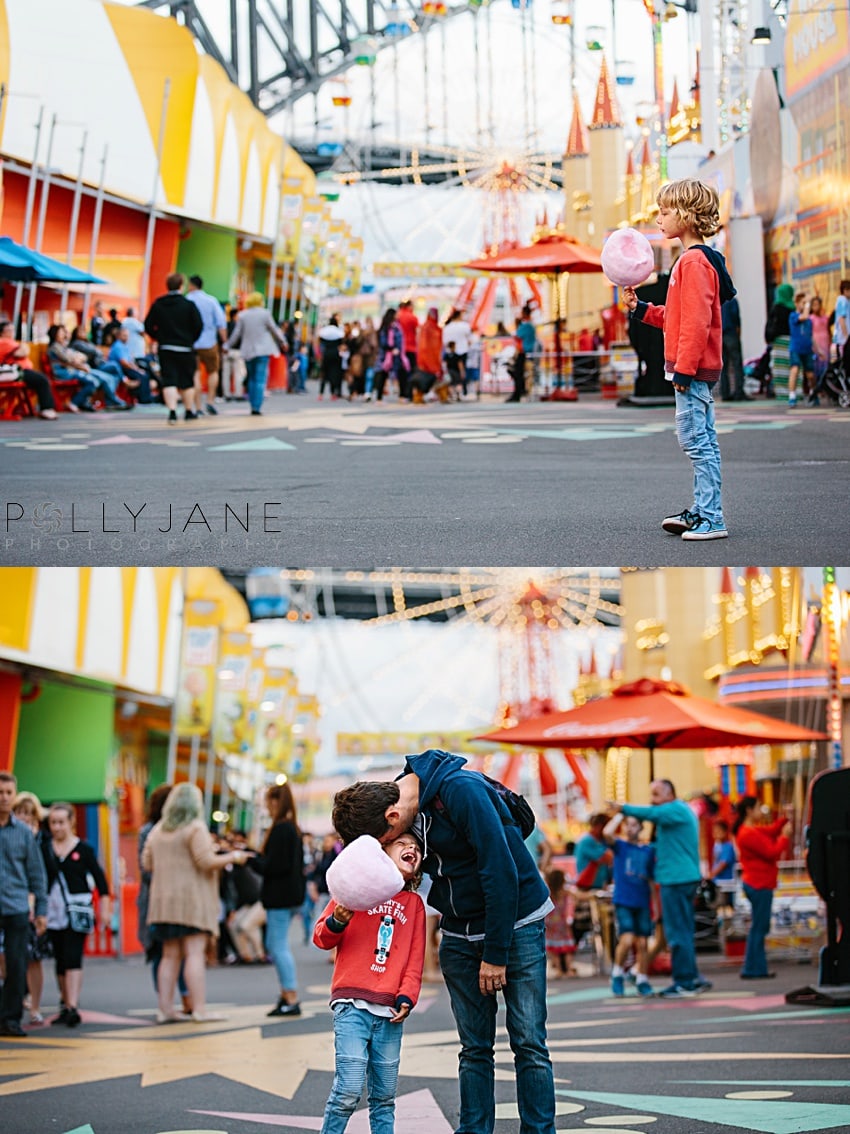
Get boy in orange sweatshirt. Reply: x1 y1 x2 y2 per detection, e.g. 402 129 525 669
313 832 426 1134
623 178 736 541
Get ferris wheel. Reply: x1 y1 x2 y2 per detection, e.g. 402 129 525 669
300 1 661 268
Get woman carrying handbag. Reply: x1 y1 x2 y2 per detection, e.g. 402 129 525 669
43 802 111 1027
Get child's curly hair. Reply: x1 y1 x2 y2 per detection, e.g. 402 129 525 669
657 178 720 239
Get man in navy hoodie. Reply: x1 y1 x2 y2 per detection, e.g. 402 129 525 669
333 749 556 1134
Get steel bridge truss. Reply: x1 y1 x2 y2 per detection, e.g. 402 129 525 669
135 0 473 117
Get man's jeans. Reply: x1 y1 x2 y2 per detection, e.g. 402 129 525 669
674 381 724 525
661 882 699 987
246 355 270 412
439 919 555 1134
742 884 774 977
320 1003 402 1134
92 363 127 405
0 912 30 1025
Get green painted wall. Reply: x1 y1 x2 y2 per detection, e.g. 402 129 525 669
16 682 115 802
147 733 169 790
253 261 269 298
176 226 237 304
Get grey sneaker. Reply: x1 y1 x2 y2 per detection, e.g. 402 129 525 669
682 519 728 541
662 508 700 535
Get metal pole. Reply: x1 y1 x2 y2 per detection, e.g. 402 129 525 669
139 78 171 316
267 166 285 314
166 567 188 785
278 261 292 323
13 104 44 335
422 27 431 144
25 111 57 339
203 738 216 819
59 129 88 314
188 733 201 789
82 144 109 334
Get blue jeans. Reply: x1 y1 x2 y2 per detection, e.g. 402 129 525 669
0 912 29 1025
52 364 99 409
439 919 555 1134
246 355 270 411
91 363 127 405
742 884 773 977
674 381 724 525
661 882 700 987
265 907 297 990
320 1003 402 1134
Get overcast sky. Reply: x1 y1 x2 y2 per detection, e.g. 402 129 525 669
251 615 623 777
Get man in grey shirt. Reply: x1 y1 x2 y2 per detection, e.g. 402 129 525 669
0 771 48 1036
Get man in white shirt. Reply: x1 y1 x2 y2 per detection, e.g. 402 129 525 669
121 308 148 363
186 275 228 415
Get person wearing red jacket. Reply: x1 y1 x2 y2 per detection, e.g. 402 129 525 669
733 797 791 980
313 833 426 1134
623 178 736 542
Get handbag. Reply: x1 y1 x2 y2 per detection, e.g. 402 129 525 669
58 870 95 935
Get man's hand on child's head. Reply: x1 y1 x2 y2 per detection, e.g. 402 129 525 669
333 903 354 924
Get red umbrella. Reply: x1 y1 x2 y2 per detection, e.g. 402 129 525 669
462 234 604 388
475 677 827 781
463 234 604 275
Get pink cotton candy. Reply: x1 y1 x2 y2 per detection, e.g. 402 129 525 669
325 834 405 910
601 227 655 288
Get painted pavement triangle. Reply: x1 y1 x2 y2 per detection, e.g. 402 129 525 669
193 1087 454 1131
208 437 296 451
556 1088 850 1133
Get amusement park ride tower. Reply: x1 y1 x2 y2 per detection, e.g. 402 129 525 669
561 56 626 331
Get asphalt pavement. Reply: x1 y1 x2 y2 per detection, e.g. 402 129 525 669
3 928 850 1134
2 386 849 566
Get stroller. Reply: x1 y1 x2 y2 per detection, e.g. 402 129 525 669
816 355 850 408
744 348 775 397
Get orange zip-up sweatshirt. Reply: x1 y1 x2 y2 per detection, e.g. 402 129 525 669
313 891 426 1011
632 247 724 388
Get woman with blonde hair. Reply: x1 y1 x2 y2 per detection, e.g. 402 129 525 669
12 792 50 1024
253 781 306 1017
141 782 249 1023
43 802 110 1027
225 292 287 415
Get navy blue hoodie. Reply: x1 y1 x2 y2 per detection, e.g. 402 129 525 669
403 749 549 966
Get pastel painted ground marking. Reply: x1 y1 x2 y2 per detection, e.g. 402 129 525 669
208 437 296 451
194 1087 454 1132
556 1088 850 1133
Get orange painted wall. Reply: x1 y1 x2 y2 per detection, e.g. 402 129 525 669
1 170 179 325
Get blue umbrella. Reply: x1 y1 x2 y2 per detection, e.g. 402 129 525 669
0 236 107 284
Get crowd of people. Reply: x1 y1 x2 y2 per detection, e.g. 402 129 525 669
754 278 850 407
2 756 795 1134
314 302 487 405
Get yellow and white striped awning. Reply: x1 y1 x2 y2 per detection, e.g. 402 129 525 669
0 567 248 698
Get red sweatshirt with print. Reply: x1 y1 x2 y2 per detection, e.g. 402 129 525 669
313 891 426 1011
633 247 724 388
736 818 790 890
